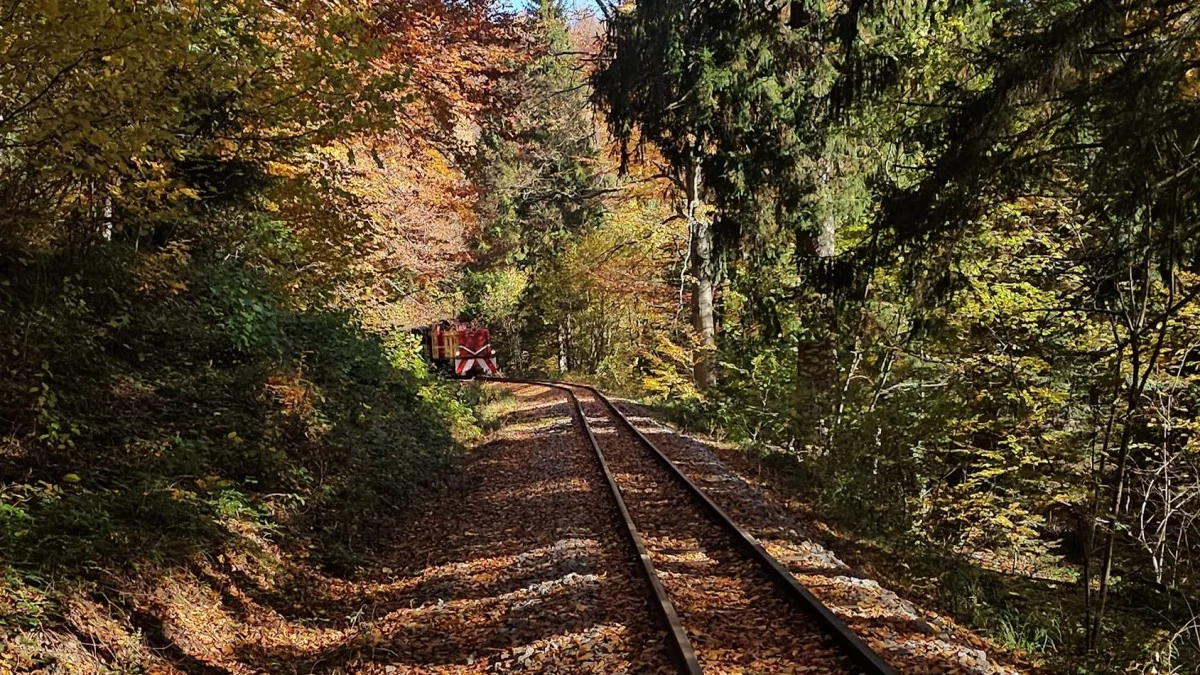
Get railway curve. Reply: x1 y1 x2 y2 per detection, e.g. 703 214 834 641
494 378 898 675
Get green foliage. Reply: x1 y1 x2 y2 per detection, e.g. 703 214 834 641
593 0 838 242
471 1 607 267
936 562 1068 659
0 246 475 575
595 0 1200 670
463 267 529 326
0 1 489 667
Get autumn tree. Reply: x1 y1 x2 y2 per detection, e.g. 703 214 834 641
0 0 399 259
0 2 508 666
467 0 612 373
853 0 1200 650
336 0 522 331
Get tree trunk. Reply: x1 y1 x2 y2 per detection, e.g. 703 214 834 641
815 212 835 258
557 320 569 374
794 212 836 448
686 157 717 389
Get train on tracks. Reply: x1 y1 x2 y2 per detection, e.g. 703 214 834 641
419 322 499 377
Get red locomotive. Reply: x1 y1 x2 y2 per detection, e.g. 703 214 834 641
424 322 499 377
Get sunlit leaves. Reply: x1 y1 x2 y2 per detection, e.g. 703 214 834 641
0 0 399 251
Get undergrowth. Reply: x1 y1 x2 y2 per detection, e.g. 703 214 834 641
639 393 1199 674
0 245 480 670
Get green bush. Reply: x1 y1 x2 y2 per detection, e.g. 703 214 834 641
0 243 478 585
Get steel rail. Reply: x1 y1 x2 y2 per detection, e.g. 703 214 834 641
493 379 702 675
562 381 899 675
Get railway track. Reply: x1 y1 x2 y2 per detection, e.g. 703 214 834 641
498 379 897 675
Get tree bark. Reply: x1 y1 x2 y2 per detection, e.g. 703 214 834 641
557 319 569 374
686 157 717 388
815 212 835 258
794 212 836 447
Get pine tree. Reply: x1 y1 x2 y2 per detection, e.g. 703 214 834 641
594 2 780 387
468 1 611 373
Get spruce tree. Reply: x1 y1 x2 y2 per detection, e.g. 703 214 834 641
469 0 610 373
593 1 813 388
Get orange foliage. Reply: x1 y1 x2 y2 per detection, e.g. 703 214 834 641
376 0 525 140
336 2 531 330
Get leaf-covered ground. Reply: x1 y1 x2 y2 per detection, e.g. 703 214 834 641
573 387 856 674
605 397 1034 675
5 383 676 674
5 379 1034 674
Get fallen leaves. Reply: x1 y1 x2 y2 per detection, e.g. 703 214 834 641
574 389 855 674
30 382 1026 674
610 398 1031 675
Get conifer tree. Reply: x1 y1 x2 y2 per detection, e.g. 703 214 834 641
469 0 611 373
594 1 800 387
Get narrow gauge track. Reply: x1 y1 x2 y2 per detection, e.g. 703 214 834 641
497 379 896 675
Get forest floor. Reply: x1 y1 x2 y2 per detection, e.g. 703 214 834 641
4 382 1033 674
619 397 1156 674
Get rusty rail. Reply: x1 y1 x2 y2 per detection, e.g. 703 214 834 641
497 379 702 675
567 381 898 675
